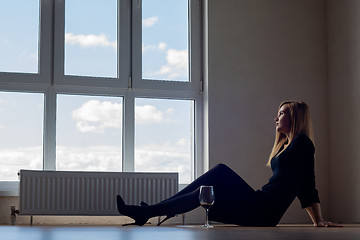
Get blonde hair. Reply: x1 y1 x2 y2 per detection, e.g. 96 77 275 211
267 101 314 166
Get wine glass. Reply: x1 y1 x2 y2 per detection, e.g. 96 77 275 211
199 185 215 228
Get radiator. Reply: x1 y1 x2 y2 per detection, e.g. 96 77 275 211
19 170 178 216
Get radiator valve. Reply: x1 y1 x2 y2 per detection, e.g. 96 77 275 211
10 206 19 225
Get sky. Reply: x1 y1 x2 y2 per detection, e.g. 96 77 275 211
0 0 192 183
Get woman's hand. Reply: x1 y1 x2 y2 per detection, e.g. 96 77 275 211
306 203 343 227
315 220 343 227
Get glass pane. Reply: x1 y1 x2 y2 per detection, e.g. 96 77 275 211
65 0 117 78
0 0 39 73
142 0 189 82
135 98 193 184
57 95 122 171
0 92 43 180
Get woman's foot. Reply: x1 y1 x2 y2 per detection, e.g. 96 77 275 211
116 195 151 226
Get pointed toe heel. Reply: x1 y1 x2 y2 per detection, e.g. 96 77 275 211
116 195 151 226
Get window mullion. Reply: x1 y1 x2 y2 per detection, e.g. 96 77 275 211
194 96 204 179
131 0 142 86
43 87 56 170
53 0 65 84
38 0 53 84
42 0 56 171
122 93 135 171
119 0 132 82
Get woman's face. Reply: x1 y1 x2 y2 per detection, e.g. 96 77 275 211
275 104 291 136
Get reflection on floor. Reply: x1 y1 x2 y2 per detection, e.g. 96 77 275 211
1 224 357 240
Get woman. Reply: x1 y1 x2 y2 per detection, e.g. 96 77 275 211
117 101 340 227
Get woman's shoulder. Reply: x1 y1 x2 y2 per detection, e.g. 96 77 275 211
292 134 315 152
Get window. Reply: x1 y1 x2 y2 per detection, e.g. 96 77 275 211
135 98 194 183
0 0 202 187
56 94 123 172
64 0 117 78
0 92 43 180
142 0 189 81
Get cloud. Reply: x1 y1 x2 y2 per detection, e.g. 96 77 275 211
166 108 174 115
57 141 191 183
72 100 122 133
0 141 191 184
0 99 5 111
72 100 175 133
142 16 159 28
142 42 167 53
0 146 42 180
176 138 190 146
56 145 122 171
157 42 167 51
0 99 5 103
30 53 38 60
65 33 116 49
135 140 191 183
135 104 174 125
152 49 189 80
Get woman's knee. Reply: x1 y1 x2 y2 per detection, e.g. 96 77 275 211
209 163 237 177
212 163 232 172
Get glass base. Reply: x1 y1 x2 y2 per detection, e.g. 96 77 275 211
202 224 213 228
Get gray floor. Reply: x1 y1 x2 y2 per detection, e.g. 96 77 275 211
0 224 357 240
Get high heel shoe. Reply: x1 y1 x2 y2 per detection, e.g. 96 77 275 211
138 201 175 226
138 201 173 226
157 214 175 226
116 195 151 226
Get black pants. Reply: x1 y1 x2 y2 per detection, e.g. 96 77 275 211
149 164 261 226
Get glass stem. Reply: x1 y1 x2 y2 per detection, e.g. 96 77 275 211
206 209 209 226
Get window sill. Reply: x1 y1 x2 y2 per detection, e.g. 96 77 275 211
0 181 19 196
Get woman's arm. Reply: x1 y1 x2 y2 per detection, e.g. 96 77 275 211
305 203 342 227
305 203 322 225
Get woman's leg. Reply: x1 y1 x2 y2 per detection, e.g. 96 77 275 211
161 163 249 203
117 188 200 225
117 163 256 225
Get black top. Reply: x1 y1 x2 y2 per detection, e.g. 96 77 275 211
256 134 320 226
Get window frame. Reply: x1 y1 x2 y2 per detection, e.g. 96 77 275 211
0 0 203 194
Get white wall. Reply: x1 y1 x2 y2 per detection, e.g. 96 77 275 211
328 0 360 223
206 0 329 223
